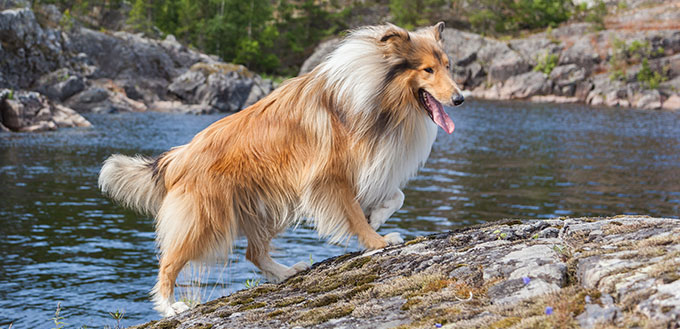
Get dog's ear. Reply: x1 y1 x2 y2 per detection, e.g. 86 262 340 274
380 23 410 44
433 22 445 43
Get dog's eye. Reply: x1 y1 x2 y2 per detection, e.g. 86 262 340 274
424 67 434 73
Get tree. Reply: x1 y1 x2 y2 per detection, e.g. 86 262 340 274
127 0 153 34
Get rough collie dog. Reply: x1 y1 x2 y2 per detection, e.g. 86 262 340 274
98 22 463 317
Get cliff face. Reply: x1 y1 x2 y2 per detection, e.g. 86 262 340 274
300 2 680 111
132 216 679 329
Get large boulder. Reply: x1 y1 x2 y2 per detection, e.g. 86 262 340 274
634 89 662 109
130 216 680 329
477 41 531 84
441 29 487 67
168 63 273 112
499 71 551 99
0 89 90 132
33 68 86 102
65 79 146 113
549 64 588 97
559 35 601 72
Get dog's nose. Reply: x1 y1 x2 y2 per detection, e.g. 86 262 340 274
452 93 464 106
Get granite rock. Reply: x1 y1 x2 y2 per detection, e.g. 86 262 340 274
131 216 680 329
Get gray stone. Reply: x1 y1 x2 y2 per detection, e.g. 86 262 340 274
662 94 680 110
0 88 90 131
559 35 601 71
131 216 680 329
576 294 621 329
0 8 69 89
66 82 146 113
635 89 662 109
299 38 341 75
441 29 487 67
510 37 562 66
47 75 85 101
487 50 531 84
169 63 263 112
499 71 551 99
550 64 587 96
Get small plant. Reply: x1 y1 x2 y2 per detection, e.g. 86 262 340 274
309 253 314 266
245 277 261 289
534 52 559 75
52 302 66 329
546 26 560 44
637 59 668 89
7 89 14 100
552 244 571 260
108 309 125 329
59 9 74 32
609 38 668 88
492 229 508 240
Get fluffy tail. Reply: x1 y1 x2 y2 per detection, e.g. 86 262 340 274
98 154 166 216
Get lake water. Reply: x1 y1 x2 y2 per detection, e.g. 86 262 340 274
1 100 679 328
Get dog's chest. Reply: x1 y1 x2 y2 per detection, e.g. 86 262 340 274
356 120 437 209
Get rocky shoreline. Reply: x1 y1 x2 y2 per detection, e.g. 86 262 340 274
301 2 680 111
130 216 679 328
2 2 680 133
0 2 273 132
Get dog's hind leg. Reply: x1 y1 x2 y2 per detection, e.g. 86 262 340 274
152 247 192 317
151 192 218 317
367 189 405 230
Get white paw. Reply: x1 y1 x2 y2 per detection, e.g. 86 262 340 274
383 232 404 246
171 301 190 314
291 261 312 273
268 262 312 283
161 305 177 317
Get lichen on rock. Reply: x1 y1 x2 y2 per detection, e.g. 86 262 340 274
130 216 680 328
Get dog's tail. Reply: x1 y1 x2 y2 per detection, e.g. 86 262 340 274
98 154 166 216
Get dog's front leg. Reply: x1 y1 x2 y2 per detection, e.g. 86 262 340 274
367 189 405 230
312 180 403 249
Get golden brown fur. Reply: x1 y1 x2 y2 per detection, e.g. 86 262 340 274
98 22 463 316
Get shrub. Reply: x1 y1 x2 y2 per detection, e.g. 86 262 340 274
469 0 572 35
637 59 668 89
608 38 668 88
534 52 559 75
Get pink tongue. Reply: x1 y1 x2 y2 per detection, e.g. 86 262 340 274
426 93 455 134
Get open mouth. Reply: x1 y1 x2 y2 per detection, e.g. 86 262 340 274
418 89 455 134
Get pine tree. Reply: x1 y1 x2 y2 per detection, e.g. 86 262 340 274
127 0 153 34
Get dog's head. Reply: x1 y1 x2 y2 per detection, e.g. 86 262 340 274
380 22 463 134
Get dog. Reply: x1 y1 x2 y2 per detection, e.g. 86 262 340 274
98 21 464 317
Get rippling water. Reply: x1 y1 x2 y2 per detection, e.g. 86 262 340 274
1 100 679 328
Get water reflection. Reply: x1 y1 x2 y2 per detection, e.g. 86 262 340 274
1 100 679 327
